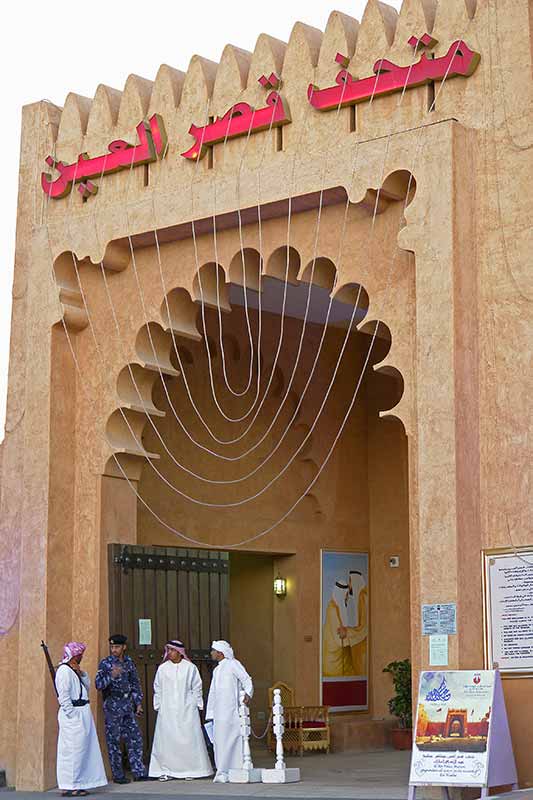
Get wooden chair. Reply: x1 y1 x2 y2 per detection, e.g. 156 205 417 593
299 704 330 754
267 681 330 756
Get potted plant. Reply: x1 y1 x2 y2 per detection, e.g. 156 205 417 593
383 658 413 750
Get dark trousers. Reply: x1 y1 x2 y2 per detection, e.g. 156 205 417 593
103 704 145 779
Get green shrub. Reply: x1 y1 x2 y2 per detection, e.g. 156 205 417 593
383 659 412 729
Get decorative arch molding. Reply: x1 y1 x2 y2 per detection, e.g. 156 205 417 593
53 251 89 332
228 248 262 291
265 246 301 285
192 262 231 311
300 257 337 291
51 169 417 492
160 287 201 341
135 322 180 377
98 263 409 541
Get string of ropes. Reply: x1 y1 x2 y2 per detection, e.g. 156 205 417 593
189 86 340 429
207 104 261 400
86 41 413 473
40 31 473 545
51 43 409 507
56 65 365 488
48 85 372 507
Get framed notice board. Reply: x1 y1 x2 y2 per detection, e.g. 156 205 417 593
483 547 533 676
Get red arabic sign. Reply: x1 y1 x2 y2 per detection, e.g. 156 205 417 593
41 40 480 198
41 114 167 199
181 84 290 161
308 39 480 111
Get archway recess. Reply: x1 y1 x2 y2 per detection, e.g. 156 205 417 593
86 172 415 740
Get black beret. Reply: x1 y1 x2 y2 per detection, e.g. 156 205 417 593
109 634 127 645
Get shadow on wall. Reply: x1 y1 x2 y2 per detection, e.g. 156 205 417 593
229 552 275 720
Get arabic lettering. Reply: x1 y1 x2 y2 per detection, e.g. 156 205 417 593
413 752 485 781
425 676 452 703
307 38 480 112
41 114 167 199
258 72 281 90
41 35 481 194
408 33 438 49
181 76 290 160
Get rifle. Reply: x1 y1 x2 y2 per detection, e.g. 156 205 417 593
41 640 58 697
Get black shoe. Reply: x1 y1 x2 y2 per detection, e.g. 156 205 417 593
133 776 149 782
113 778 130 785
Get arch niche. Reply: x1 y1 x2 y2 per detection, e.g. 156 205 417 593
90 171 415 735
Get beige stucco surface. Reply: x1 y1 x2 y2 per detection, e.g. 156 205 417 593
2 0 533 790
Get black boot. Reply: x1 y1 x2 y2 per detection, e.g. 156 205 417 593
133 776 149 782
113 777 130 785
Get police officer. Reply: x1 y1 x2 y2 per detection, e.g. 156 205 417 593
95 634 148 784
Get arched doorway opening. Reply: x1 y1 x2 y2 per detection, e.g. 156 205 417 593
101 191 413 753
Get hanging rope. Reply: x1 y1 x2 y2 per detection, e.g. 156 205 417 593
191 90 324 428
209 105 260 400
48 52 393 510
46 162 381 525
39 30 474 545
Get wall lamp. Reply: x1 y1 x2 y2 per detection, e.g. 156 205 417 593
273 574 287 597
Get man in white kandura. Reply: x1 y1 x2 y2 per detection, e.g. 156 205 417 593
206 640 254 784
149 640 213 781
55 641 107 797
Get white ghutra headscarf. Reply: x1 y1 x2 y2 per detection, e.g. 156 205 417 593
212 640 234 659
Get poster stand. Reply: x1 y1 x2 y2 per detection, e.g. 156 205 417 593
408 671 517 800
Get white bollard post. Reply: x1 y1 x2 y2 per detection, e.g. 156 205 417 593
261 688 300 783
228 691 262 783
273 688 285 770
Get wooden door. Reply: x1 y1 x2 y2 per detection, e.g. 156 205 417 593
108 544 229 756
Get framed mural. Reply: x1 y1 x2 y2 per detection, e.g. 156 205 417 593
320 550 369 711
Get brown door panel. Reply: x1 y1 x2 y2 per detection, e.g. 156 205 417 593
108 544 230 757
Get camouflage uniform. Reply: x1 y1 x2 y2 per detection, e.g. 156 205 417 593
95 655 146 780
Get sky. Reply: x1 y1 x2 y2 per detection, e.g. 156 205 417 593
0 0 402 439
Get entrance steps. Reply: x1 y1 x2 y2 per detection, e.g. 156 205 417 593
330 716 394 751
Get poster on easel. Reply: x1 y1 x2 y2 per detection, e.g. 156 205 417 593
409 670 517 794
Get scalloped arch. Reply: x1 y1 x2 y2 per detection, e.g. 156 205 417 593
229 248 262 292
192 262 230 311
301 257 337 291
160 287 201 341
100 225 408 479
265 245 300 285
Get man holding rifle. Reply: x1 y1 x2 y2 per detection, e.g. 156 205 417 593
54 642 107 797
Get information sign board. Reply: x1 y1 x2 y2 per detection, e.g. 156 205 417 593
484 550 533 674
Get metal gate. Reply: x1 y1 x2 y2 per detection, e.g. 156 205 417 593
108 544 230 756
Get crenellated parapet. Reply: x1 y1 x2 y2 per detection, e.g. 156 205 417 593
36 0 495 218
19 0 533 506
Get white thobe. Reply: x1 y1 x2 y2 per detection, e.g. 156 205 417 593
206 657 253 781
149 660 213 779
55 665 107 790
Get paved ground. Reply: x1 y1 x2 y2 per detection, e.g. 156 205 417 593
104 749 411 799
5 749 410 799
4 749 531 800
